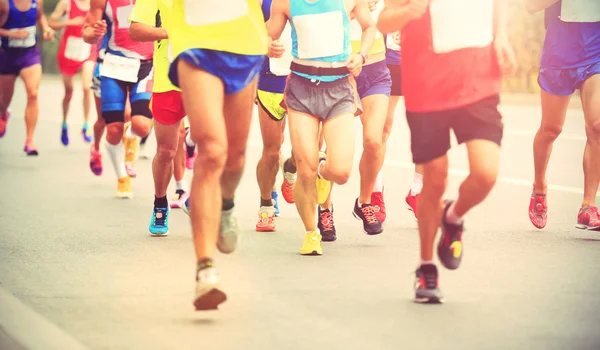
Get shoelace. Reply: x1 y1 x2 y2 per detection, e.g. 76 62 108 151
585 206 600 221
283 180 294 191
154 208 167 226
361 205 378 224
423 271 437 289
320 211 333 231
534 195 547 213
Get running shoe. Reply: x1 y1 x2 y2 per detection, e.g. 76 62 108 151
123 122 139 175
218 208 239 254
352 199 383 235
281 158 296 204
194 265 227 311
89 145 103 176
406 190 419 220
185 130 197 170
576 206 600 231
82 128 92 143
0 111 9 138
300 231 322 256
125 162 137 178
23 142 38 156
149 206 169 236
170 190 189 209
61 125 69 146
272 190 280 216
318 205 337 242
437 200 464 270
182 197 191 216
116 176 132 199
528 189 547 229
371 190 386 223
256 206 276 232
414 264 443 304
316 152 331 205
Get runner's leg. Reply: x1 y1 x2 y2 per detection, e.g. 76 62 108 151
20 64 42 152
580 74 600 208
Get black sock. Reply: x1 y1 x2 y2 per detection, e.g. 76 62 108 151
283 158 297 173
154 195 168 208
186 144 195 158
222 198 234 211
260 197 273 207
140 134 149 145
196 258 215 274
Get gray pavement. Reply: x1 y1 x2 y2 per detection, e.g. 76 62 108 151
1 77 599 350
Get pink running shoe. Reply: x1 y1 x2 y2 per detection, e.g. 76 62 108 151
170 190 189 209
576 206 600 231
90 146 103 176
0 111 9 138
528 189 547 229
125 162 137 178
185 145 197 170
371 190 386 223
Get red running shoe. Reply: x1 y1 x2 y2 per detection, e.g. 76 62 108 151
405 190 419 220
576 206 600 231
528 189 547 229
371 190 386 223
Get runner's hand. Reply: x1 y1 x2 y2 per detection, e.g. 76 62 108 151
406 0 429 19
347 54 363 77
494 35 517 75
43 28 55 41
91 20 107 41
268 38 285 58
11 29 29 39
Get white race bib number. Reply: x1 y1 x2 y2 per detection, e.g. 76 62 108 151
269 23 293 76
64 36 92 61
116 5 133 29
184 0 248 26
8 26 36 48
101 53 140 83
294 11 345 59
430 0 494 54
561 0 600 23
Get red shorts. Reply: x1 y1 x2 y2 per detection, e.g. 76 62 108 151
150 90 186 125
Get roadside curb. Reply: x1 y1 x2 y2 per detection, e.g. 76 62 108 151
0 287 88 350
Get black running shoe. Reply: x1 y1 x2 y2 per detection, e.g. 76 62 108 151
437 200 464 270
318 205 337 242
352 198 383 235
414 264 443 304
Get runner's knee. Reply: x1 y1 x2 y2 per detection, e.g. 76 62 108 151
195 140 227 170
469 167 498 193
262 147 280 168
363 135 383 155
539 124 562 141
585 120 600 140
423 163 448 196
156 143 178 162
26 89 38 104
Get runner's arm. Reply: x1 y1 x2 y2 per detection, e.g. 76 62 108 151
353 0 377 57
0 0 12 38
82 0 106 44
266 0 289 57
128 0 165 41
36 0 53 35
376 0 420 34
525 0 559 14
494 0 508 39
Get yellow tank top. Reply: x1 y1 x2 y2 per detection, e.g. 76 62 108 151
350 1 385 55
167 0 268 57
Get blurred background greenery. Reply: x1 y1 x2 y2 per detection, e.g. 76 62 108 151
39 0 546 93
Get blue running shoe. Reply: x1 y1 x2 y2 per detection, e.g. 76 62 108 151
182 197 191 217
149 206 169 236
82 128 92 143
61 125 69 146
272 190 280 216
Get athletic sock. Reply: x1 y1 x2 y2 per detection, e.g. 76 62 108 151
196 258 215 275
222 198 234 211
125 124 136 139
260 198 273 207
317 159 326 179
420 259 435 267
154 195 168 208
445 201 464 225
175 180 187 192
185 132 195 147
105 141 128 178
62 122 68 129
83 122 89 130
410 172 423 195
373 171 384 192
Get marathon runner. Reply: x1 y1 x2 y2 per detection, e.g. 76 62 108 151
526 0 600 230
255 0 293 232
169 121 189 209
268 0 376 255
89 34 107 175
49 0 95 146
83 0 154 198
167 0 267 310
378 0 516 303
0 0 54 155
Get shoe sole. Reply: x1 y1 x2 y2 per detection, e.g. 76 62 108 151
414 296 444 304
352 210 383 236
194 288 227 311
256 227 276 232
116 194 133 199
150 232 169 237
576 224 600 231
300 251 322 256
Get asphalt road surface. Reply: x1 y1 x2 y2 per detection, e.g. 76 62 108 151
1 77 599 350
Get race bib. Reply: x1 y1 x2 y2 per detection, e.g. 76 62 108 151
101 53 140 83
64 36 92 61
294 11 345 59
8 26 36 48
430 0 494 54
184 0 248 26
561 0 600 23
386 32 400 51
269 23 293 76
116 5 134 29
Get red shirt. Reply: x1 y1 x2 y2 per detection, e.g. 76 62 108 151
400 11 502 113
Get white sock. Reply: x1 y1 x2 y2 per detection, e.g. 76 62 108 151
410 172 423 195
373 171 384 192
445 201 464 224
420 259 434 266
125 124 136 140
185 132 195 147
317 159 325 179
176 180 187 192
105 141 128 178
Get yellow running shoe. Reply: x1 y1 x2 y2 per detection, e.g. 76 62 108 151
116 176 133 199
123 122 139 164
316 152 331 205
300 231 322 256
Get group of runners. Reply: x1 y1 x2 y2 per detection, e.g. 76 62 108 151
0 0 598 308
